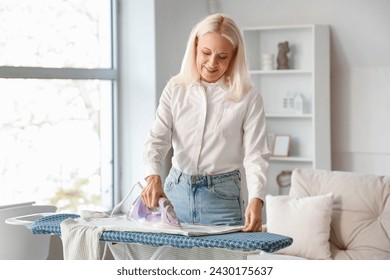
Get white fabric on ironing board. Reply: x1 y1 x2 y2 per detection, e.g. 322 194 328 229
75 216 243 236
60 218 104 260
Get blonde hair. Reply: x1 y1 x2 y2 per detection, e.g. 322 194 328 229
170 13 252 101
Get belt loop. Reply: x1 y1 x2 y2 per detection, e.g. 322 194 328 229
175 172 182 184
172 168 181 184
207 175 212 188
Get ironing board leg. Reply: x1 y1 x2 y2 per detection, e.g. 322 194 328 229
149 245 174 260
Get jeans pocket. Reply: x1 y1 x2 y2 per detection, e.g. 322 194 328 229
211 179 240 200
163 175 175 192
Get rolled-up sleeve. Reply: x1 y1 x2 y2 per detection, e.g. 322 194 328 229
143 83 173 178
242 90 270 203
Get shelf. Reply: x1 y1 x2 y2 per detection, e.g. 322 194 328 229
243 24 330 200
270 156 313 163
249 69 312 75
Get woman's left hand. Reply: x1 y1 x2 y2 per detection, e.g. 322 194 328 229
242 198 263 232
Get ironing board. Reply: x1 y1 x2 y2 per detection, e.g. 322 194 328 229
31 214 293 260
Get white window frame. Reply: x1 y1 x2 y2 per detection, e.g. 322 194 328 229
0 0 119 210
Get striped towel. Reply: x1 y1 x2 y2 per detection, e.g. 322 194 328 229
60 218 104 260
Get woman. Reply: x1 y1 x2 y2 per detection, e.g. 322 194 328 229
141 13 269 232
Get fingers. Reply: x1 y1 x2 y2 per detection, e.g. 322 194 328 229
141 175 164 208
242 213 262 232
241 198 263 232
150 190 160 208
141 187 160 208
243 221 262 232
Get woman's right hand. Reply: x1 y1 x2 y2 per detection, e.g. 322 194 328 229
141 175 166 208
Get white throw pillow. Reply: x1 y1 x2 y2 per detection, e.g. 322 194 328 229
266 193 333 260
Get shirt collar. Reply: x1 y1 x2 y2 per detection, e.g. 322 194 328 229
196 78 229 91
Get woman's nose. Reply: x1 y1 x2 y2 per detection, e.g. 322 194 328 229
208 55 217 67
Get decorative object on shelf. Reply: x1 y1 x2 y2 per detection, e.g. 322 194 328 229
293 93 304 114
282 92 295 113
282 92 305 114
276 170 292 188
261 53 275 70
277 41 290 70
272 135 291 157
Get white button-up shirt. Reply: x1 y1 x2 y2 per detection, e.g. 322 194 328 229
144 80 270 202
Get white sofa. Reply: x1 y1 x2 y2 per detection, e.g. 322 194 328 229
249 168 390 260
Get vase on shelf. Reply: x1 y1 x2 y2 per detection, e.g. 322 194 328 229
261 53 275 71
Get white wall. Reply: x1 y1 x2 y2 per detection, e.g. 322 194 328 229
154 0 211 93
119 0 390 201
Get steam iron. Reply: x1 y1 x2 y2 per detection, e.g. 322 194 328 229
128 196 182 229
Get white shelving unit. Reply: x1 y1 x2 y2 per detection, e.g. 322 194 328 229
242 24 331 196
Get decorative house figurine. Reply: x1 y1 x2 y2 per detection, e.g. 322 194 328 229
294 93 304 114
277 41 290 69
283 92 295 113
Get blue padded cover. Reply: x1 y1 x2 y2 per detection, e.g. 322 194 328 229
31 214 292 253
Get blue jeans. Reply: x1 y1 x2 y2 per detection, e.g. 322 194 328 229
164 167 243 226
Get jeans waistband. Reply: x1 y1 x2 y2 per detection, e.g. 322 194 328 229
169 167 240 185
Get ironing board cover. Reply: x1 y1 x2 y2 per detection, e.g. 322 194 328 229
31 214 292 253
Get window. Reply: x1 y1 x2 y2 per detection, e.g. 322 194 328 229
0 0 117 213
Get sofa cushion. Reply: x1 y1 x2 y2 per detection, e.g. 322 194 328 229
266 193 333 259
290 168 390 260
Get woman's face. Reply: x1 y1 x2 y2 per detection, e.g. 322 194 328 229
196 32 235 83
